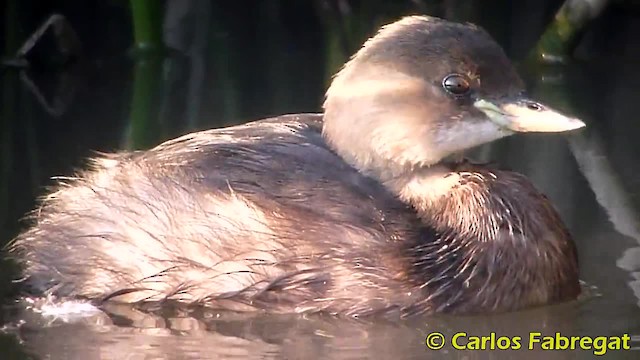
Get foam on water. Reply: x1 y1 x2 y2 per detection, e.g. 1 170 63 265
23 296 103 322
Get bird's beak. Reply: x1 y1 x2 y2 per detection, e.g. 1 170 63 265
474 97 586 133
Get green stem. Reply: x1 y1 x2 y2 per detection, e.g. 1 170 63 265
125 56 164 149
130 0 164 53
531 0 609 63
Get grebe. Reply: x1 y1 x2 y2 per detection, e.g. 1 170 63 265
9 16 585 317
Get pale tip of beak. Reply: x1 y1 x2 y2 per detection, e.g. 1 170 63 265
474 99 586 133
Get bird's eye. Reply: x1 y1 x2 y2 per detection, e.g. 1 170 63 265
442 74 471 96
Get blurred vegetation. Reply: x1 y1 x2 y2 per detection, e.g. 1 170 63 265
532 0 610 63
129 0 163 54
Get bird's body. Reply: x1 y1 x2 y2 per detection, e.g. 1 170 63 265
9 16 584 317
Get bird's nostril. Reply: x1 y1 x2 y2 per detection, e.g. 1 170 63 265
526 102 543 111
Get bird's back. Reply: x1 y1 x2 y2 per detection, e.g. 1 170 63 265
10 114 424 315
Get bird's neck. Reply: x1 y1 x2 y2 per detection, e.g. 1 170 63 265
387 161 581 313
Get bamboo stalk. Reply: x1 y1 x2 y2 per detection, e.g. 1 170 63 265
130 0 164 53
125 57 164 149
532 0 610 63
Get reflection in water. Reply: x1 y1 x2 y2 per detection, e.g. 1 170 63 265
3 298 608 360
569 132 640 307
1 0 640 359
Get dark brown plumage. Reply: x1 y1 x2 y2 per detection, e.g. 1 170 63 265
8 16 583 318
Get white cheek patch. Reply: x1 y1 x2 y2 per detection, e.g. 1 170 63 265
433 120 512 155
372 117 510 178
